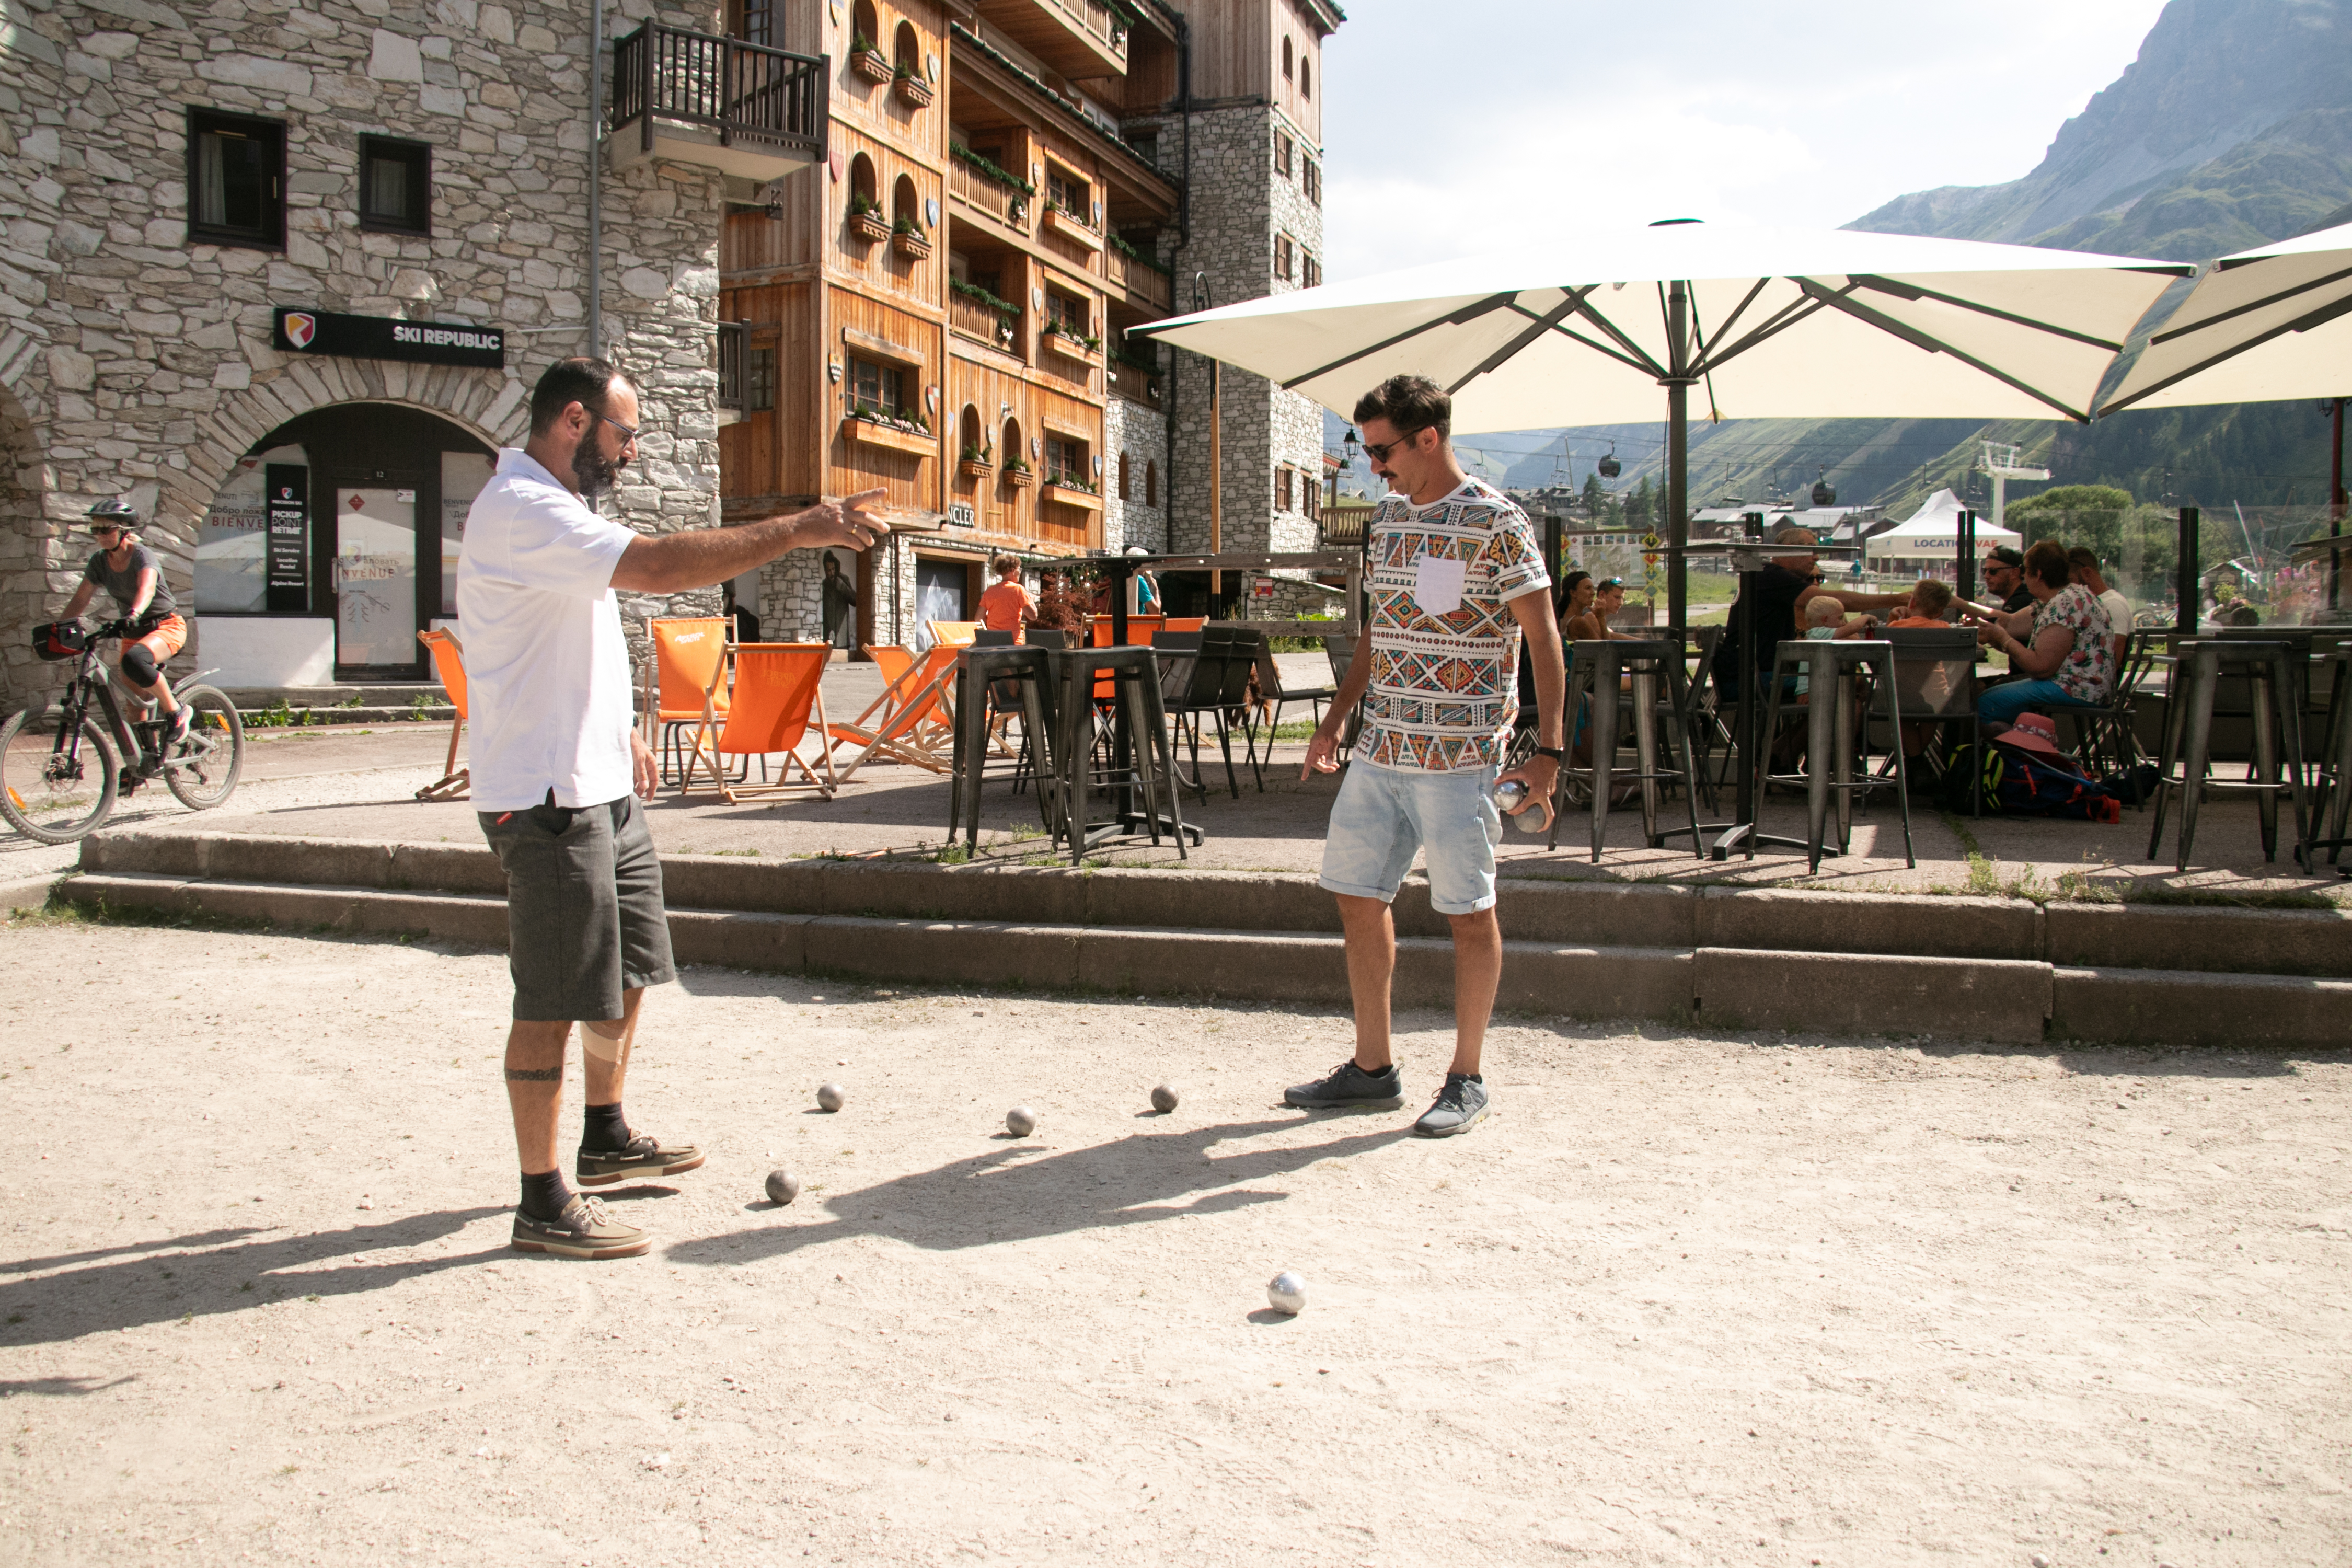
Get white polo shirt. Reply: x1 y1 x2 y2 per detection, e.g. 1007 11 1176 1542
455 448 638 811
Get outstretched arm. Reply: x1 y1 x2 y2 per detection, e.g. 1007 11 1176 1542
610 490 891 595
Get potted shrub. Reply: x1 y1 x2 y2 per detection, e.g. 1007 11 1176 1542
1003 456 1034 489
959 444 993 479
847 192 889 243
893 61 933 107
850 33 892 84
891 217 932 260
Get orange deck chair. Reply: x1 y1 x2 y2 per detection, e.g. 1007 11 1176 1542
926 620 979 650
691 643 837 803
828 643 958 767
644 616 732 792
831 642 962 782
414 628 470 801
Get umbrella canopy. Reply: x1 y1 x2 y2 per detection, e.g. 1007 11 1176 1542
1864 488 2020 558
1134 220 2186 625
1135 221 2187 431
2099 220 2352 413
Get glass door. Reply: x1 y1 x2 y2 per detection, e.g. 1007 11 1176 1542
333 485 418 668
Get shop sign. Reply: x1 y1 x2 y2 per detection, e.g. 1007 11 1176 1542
947 502 975 528
264 463 308 612
272 307 506 368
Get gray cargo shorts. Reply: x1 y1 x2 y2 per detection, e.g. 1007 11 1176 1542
478 791 675 1022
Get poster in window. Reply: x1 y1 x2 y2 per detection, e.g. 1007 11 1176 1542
264 462 310 613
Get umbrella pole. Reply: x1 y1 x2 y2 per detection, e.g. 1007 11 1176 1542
1665 281 1690 635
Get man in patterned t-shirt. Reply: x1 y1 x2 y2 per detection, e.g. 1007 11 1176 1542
1288 375 1565 1138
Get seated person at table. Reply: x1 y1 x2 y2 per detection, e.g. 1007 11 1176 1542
1969 539 2114 725
1982 545 2034 614
1885 579 1954 628
976 551 1039 634
1711 527 1910 699
1562 574 1631 643
1793 593 1878 699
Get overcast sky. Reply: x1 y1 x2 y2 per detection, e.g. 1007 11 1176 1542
1318 0 2170 277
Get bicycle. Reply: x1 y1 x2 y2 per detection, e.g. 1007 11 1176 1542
1 618 246 844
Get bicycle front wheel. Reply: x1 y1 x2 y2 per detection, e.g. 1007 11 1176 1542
164 684 245 810
0 706 119 844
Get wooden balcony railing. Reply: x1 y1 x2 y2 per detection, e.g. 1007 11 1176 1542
1105 355 1158 406
949 289 1021 354
1049 0 1126 61
949 156 1028 229
1104 246 1172 313
610 22 827 166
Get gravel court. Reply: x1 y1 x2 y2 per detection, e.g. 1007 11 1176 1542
0 922 2346 1567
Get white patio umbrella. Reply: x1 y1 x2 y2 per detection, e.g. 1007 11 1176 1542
2099 218 2352 412
1133 219 2188 628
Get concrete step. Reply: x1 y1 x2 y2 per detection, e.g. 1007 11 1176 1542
55 841 2352 1050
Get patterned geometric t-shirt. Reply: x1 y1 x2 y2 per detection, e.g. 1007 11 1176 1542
1353 477 1551 770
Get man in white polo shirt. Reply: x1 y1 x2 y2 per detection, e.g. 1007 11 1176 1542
462 356 885 1259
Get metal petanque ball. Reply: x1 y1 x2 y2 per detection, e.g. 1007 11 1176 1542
1150 1083 1180 1113
1266 1271 1307 1315
1005 1105 1038 1138
816 1082 845 1113
764 1169 801 1205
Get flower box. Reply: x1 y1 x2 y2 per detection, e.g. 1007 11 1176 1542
1040 482 1103 512
892 228 933 260
1040 329 1097 362
851 49 893 85
958 457 994 480
844 416 936 457
847 208 890 244
894 72 933 108
1042 205 1102 252
1002 465 1035 489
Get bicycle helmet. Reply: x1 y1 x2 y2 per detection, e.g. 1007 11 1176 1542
86 497 141 531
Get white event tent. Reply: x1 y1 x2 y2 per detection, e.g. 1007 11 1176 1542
1863 489 2019 568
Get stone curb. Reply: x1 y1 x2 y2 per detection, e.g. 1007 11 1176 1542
2050 966 2352 1049
79 826 2352 979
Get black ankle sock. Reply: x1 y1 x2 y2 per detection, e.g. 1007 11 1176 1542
1355 1060 1393 1078
518 1170 572 1223
581 1102 631 1153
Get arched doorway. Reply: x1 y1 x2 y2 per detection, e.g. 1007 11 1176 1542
198 401 494 684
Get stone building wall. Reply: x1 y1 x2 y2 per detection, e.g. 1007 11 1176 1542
756 525 916 649
0 0 728 702
1102 391 1166 553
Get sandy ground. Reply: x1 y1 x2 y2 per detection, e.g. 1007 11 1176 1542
1 921 2347 1567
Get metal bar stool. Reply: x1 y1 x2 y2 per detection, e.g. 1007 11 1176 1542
1755 638 1916 874
1548 638 1704 863
948 645 1060 855
1047 645 1189 867
2305 643 2352 872
2146 638 2310 871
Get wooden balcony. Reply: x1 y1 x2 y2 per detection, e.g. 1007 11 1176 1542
949 289 1022 354
609 22 827 182
841 407 938 457
1042 203 1102 253
1104 355 1158 407
1040 479 1103 512
972 0 1127 80
1103 245 1171 314
949 155 1029 232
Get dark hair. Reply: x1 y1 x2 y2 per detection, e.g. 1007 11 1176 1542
1908 578 1953 615
2023 538 2072 590
988 551 1019 575
1984 545 2024 569
529 356 635 436
1351 374 1450 444
2064 545 2102 577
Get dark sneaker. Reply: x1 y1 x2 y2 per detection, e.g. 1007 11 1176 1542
511 1195 649 1259
1284 1059 1404 1110
164 705 193 749
1413 1074 1490 1137
575 1133 705 1187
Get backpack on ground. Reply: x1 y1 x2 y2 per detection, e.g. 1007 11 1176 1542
1938 738 2122 823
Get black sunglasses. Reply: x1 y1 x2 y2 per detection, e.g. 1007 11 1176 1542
1360 428 1426 463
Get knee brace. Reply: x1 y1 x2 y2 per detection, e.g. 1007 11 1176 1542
121 643 159 687
581 1017 627 1065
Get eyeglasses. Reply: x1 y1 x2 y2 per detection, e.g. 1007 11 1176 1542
1359 428 1426 463
1594 577 1624 589
599 413 640 447
90 525 123 537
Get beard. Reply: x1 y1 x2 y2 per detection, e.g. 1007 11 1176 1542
571 426 626 501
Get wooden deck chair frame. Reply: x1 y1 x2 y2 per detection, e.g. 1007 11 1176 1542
833 644 962 782
827 644 959 775
687 642 838 803
643 617 733 793
414 627 470 801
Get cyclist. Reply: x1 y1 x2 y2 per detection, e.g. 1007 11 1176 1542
56 498 192 750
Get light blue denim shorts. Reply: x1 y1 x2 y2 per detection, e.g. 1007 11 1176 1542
1318 758 1503 916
